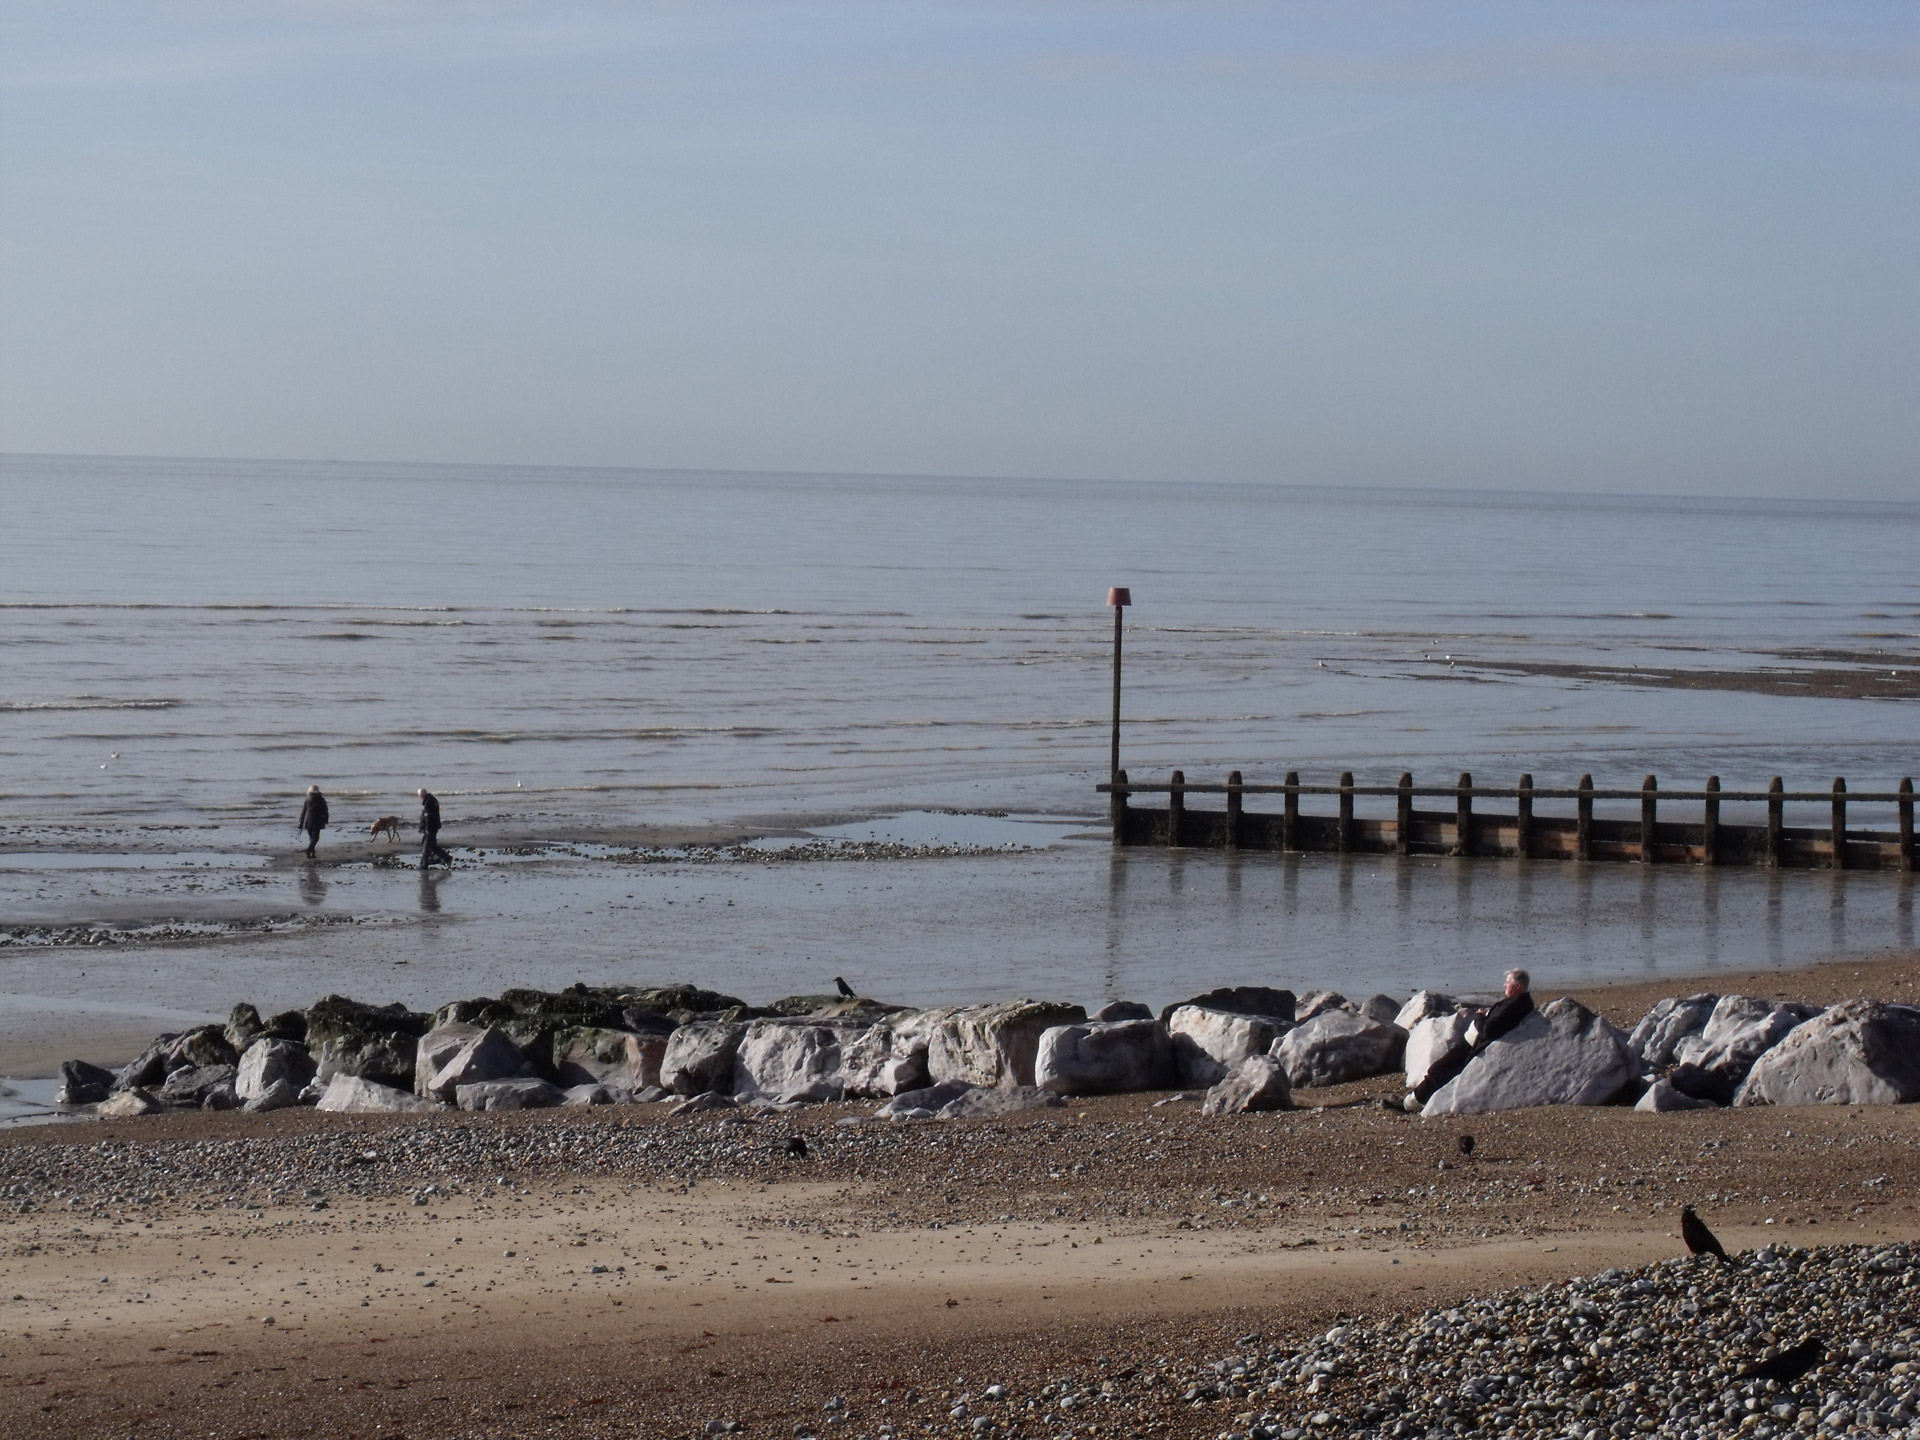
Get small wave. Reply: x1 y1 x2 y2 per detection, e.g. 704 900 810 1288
505 606 797 617
0 602 461 613
327 617 469 628
424 780 753 795
0 697 178 712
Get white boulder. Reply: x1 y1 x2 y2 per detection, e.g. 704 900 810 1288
552 1027 665 1092
923 1001 1087 1090
456 1077 566 1111
1735 1000 1920 1107
98 1088 163 1118
1166 1005 1286 1088
316 1075 445 1113
874 1079 974 1118
562 1083 623 1106
1358 994 1404 1026
1034 1019 1173 1095
1626 994 1718 1069
1273 1010 1405 1088
1202 1056 1292 1116
732 1020 868 1103
1296 991 1351 1021
1403 1012 1473 1092
660 1021 747 1095
936 1084 1065 1119
242 1078 303 1113
422 1028 532 1102
1422 998 1636 1117
1636 1079 1718 1112
1395 991 1460 1030
1672 996 1820 1085
839 1019 930 1098
235 1038 316 1104
414 1024 483 1096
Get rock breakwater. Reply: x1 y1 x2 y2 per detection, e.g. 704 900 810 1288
54 979 1920 1124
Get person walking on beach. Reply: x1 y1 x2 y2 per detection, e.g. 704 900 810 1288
417 787 452 869
297 784 330 859
1401 968 1534 1111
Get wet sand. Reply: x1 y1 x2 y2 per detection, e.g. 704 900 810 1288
2 952 1918 1438
5 828 1915 1079
1447 651 1920 700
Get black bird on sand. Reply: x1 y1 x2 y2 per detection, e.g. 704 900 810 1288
784 1136 809 1159
1681 1205 1731 1263
1457 1134 1475 1158
834 976 856 999
1739 1337 1825 1384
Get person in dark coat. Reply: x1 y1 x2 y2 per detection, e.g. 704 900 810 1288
297 785 330 859
1404 968 1535 1110
416 788 451 869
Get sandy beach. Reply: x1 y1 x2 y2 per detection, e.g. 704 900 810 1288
2 953 1916 1438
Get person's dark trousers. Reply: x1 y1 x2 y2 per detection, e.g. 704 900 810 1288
420 827 451 869
1412 1043 1476 1106
304 829 320 859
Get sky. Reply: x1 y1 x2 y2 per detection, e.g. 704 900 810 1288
1 2 1916 497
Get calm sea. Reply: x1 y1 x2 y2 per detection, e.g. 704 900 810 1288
4 453 1917 838
0 454 1915 1069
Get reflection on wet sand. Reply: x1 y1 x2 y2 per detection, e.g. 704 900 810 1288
0 843 1912 1075
1103 846 1916 1001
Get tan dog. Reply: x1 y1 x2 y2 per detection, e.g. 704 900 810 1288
369 816 404 843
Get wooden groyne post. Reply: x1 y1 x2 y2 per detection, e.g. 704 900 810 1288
1099 772 1919 872
1105 587 1131 781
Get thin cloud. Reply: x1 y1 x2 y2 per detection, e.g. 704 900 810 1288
6 6 1915 97
0 2 723 91
1195 37 1920 90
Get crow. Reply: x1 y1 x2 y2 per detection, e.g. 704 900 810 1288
1457 1134 1475 1158
834 976 856 999
1738 1337 1824 1384
784 1136 809 1159
1681 1205 1731 1263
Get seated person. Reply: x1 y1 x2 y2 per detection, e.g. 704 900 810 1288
1402 968 1534 1111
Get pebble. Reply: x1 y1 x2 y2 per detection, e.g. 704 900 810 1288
747 1247 1914 1438
1043 1243 1920 1440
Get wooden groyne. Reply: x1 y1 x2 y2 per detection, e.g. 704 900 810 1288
1099 771 1917 871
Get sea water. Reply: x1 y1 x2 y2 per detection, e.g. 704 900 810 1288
0 454 1915 1055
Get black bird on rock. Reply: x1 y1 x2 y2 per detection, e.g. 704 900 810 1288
1681 1205 1731 1263
1457 1134 1475 1158
784 1136 809 1159
1739 1337 1825 1384
834 976 856 999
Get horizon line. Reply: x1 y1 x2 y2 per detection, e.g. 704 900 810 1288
3 449 1916 512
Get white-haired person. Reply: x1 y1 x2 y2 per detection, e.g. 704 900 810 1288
416 787 452 870
297 784 330 859
1401 968 1534 1112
